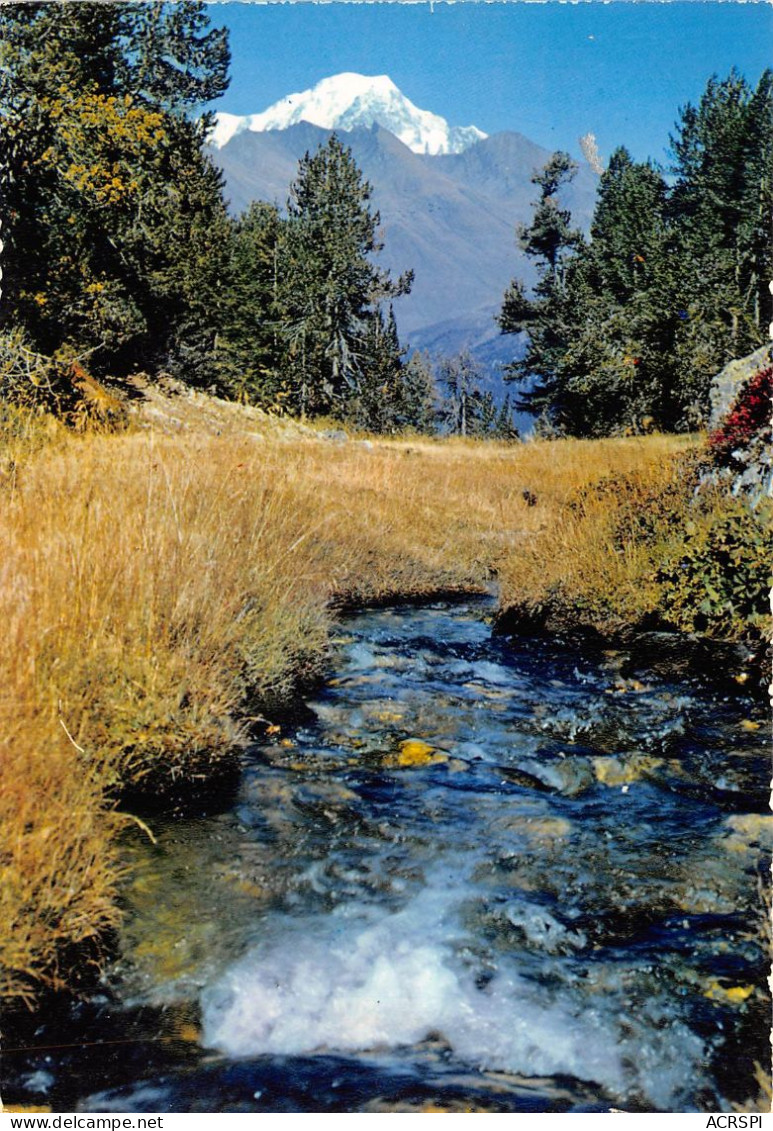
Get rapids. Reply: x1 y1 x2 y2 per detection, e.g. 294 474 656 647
6 600 770 1112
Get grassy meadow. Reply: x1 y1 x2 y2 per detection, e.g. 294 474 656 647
1 388 758 1004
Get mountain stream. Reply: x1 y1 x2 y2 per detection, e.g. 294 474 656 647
7 599 770 1113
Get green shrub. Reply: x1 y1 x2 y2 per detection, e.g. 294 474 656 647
554 453 771 643
654 496 772 638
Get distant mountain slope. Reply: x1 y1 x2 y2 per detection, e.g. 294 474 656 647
424 129 563 202
211 123 597 364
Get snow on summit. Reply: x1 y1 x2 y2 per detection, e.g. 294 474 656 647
209 73 487 155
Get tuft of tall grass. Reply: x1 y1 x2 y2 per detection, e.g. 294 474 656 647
497 435 771 644
0 416 691 1003
497 436 700 634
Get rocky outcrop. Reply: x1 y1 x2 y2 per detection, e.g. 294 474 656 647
709 343 772 428
706 343 772 507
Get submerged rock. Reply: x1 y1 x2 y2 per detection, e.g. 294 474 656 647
721 813 773 855
592 753 664 787
515 755 596 797
503 900 587 954
616 630 758 691
387 739 449 768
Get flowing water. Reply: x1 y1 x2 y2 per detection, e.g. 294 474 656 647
7 600 771 1113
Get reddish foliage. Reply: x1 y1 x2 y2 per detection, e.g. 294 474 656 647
69 361 89 382
707 365 773 467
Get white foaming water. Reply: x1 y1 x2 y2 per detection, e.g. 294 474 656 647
200 877 705 1109
470 660 515 686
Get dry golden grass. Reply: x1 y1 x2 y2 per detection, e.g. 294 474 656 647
0 394 691 1003
495 434 698 633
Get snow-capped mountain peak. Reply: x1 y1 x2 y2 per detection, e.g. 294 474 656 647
209 73 487 156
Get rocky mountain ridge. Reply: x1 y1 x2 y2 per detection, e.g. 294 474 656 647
209 72 487 155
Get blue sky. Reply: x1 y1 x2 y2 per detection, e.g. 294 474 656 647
209 2 772 165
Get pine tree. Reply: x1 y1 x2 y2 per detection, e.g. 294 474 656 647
439 352 488 437
399 351 439 434
498 153 583 426
474 390 500 438
667 69 771 421
0 2 231 382
493 395 520 441
498 73 772 437
218 202 284 405
740 70 773 338
279 135 412 417
130 2 230 113
557 148 678 433
353 306 406 432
